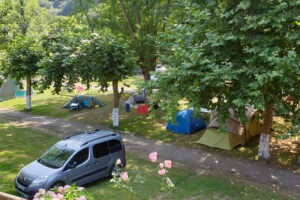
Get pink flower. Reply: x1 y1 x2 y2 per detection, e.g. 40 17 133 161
64 185 70 190
164 160 172 169
47 190 56 197
77 187 84 192
33 193 40 198
38 189 46 195
116 158 122 165
159 163 164 169
75 196 87 200
56 194 64 200
158 169 166 176
149 152 158 162
58 186 64 193
121 171 129 181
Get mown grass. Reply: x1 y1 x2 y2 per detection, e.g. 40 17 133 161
0 76 299 170
0 119 59 195
0 120 292 200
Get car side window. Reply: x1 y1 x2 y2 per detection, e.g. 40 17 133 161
69 148 89 166
108 140 122 153
93 142 109 158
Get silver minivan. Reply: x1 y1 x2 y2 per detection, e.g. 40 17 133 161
15 130 126 199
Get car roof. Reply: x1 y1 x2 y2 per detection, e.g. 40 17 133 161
56 130 119 150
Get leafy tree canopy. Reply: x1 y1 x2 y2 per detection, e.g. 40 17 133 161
0 0 50 41
147 0 300 125
39 27 137 94
0 34 41 86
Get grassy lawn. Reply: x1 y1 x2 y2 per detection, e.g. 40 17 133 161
0 77 299 172
0 120 292 200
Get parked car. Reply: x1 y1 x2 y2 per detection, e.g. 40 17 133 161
15 129 126 199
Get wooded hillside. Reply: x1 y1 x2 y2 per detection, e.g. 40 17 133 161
39 0 72 16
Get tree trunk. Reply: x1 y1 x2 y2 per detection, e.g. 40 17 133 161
119 0 135 39
258 103 273 159
142 67 150 81
78 0 94 32
19 0 28 34
142 57 156 81
112 80 120 127
25 75 32 110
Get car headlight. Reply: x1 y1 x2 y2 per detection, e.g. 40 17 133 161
32 176 48 185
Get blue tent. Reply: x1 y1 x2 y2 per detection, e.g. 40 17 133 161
166 109 207 134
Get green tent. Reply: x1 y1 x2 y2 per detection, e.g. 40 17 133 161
63 95 105 109
197 107 261 150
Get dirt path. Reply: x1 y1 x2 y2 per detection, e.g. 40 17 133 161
0 108 299 199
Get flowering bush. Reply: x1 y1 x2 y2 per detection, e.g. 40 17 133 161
110 158 133 192
110 153 175 196
33 184 94 200
149 152 175 191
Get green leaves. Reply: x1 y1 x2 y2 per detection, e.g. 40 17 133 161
39 26 138 95
146 0 300 124
236 0 251 11
2 35 41 82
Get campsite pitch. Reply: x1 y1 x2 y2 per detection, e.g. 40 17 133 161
0 108 299 199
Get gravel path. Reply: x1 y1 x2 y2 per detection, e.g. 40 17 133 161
0 108 299 199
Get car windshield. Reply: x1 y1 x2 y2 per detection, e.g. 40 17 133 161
38 144 75 169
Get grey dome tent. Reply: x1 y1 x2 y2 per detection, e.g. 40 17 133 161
125 90 147 105
63 95 105 109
